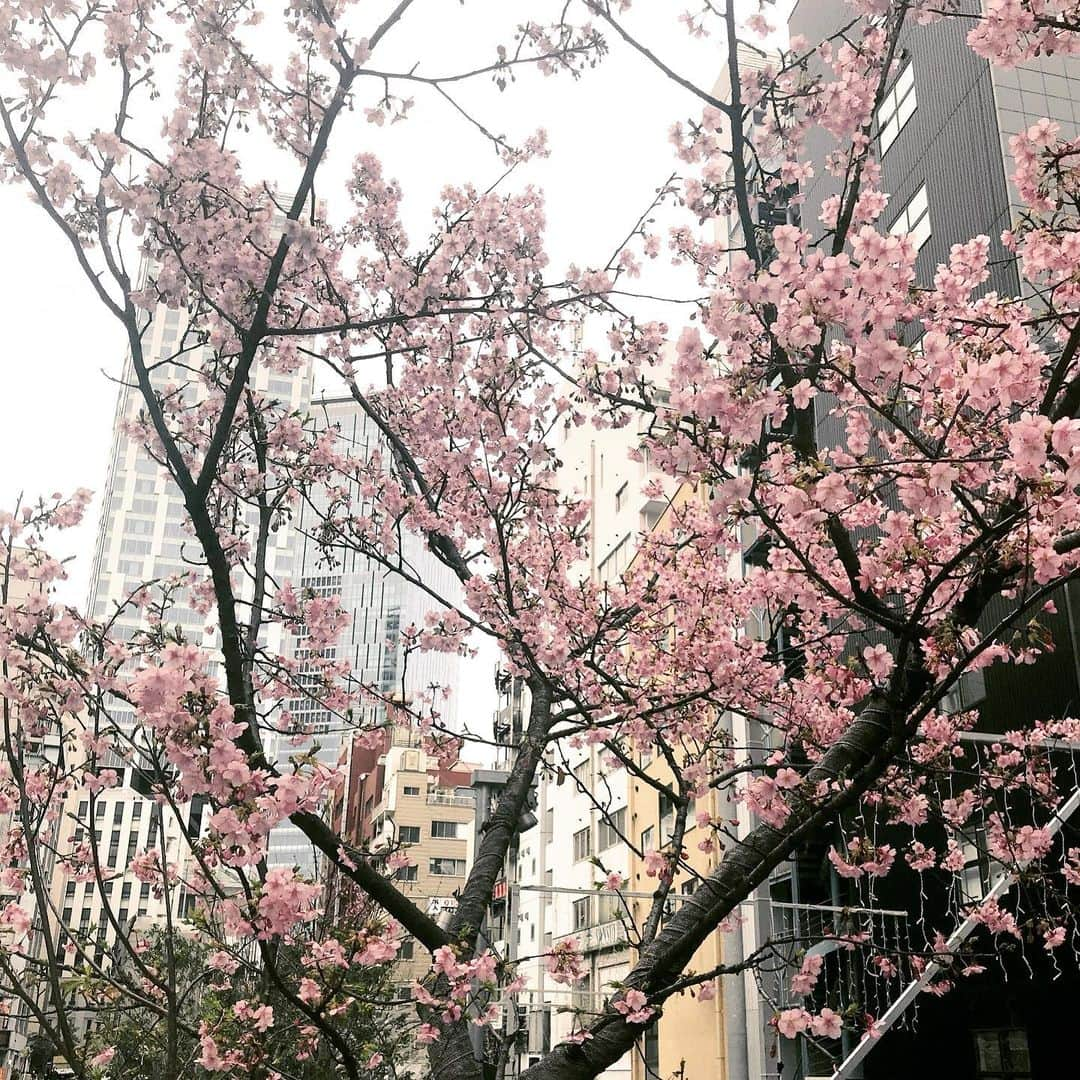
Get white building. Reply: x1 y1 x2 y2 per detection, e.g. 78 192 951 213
510 375 676 1076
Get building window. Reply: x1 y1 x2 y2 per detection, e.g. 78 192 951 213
640 826 655 852
889 184 931 251
598 533 633 587
973 1029 1031 1079
572 974 592 1013
429 858 466 877
942 667 987 715
641 504 663 533
397 864 419 882
615 482 628 513
431 820 463 840
573 827 592 862
597 892 621 924
399 938 415 960
572 759 592 790
403 786 420 796
876 61 916 154
597 807 627 851
644 1025 660 1079
573 897 591 931
658 791 677 842
399 826 421 844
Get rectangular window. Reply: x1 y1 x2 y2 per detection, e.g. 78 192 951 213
641 504 663 533
889 184 931 251
641 826 655 852
658 791 677 841
597 534 633 587
403 786 420 796
429 858 466 877
973 1029 1031 1079
942 668 987 715
399 826 421 844
597 807 627 851
644 1025 660 1079
615 482 628 513
876 61 916 153
397 864 419 882
572 759 592 790
573 896 591 931
431 820 462 840
399 938 415 960
573 827 592 862
597 892 621 924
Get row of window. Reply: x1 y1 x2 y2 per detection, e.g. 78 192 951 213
394 858 467 879
571 892 624 931
571 804 700 863
869 60 935 256
572 807 628 861
398 820 465 843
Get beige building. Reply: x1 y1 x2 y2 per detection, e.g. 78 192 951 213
332 729 479 987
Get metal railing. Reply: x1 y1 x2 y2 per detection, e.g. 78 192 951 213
764 900 912 1016
426 793 475 807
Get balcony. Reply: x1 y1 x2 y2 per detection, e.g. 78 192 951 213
426 792 475 808
764 900 912 1016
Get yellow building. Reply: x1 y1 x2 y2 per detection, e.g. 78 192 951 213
627 744 731 1080
621 484 735 1080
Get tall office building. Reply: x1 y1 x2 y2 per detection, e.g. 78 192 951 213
34 290 314 1053
266 396 466 875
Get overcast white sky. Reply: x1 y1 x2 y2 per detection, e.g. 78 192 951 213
0 1 745 610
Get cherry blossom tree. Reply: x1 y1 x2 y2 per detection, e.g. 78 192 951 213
6 1 1080 1079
